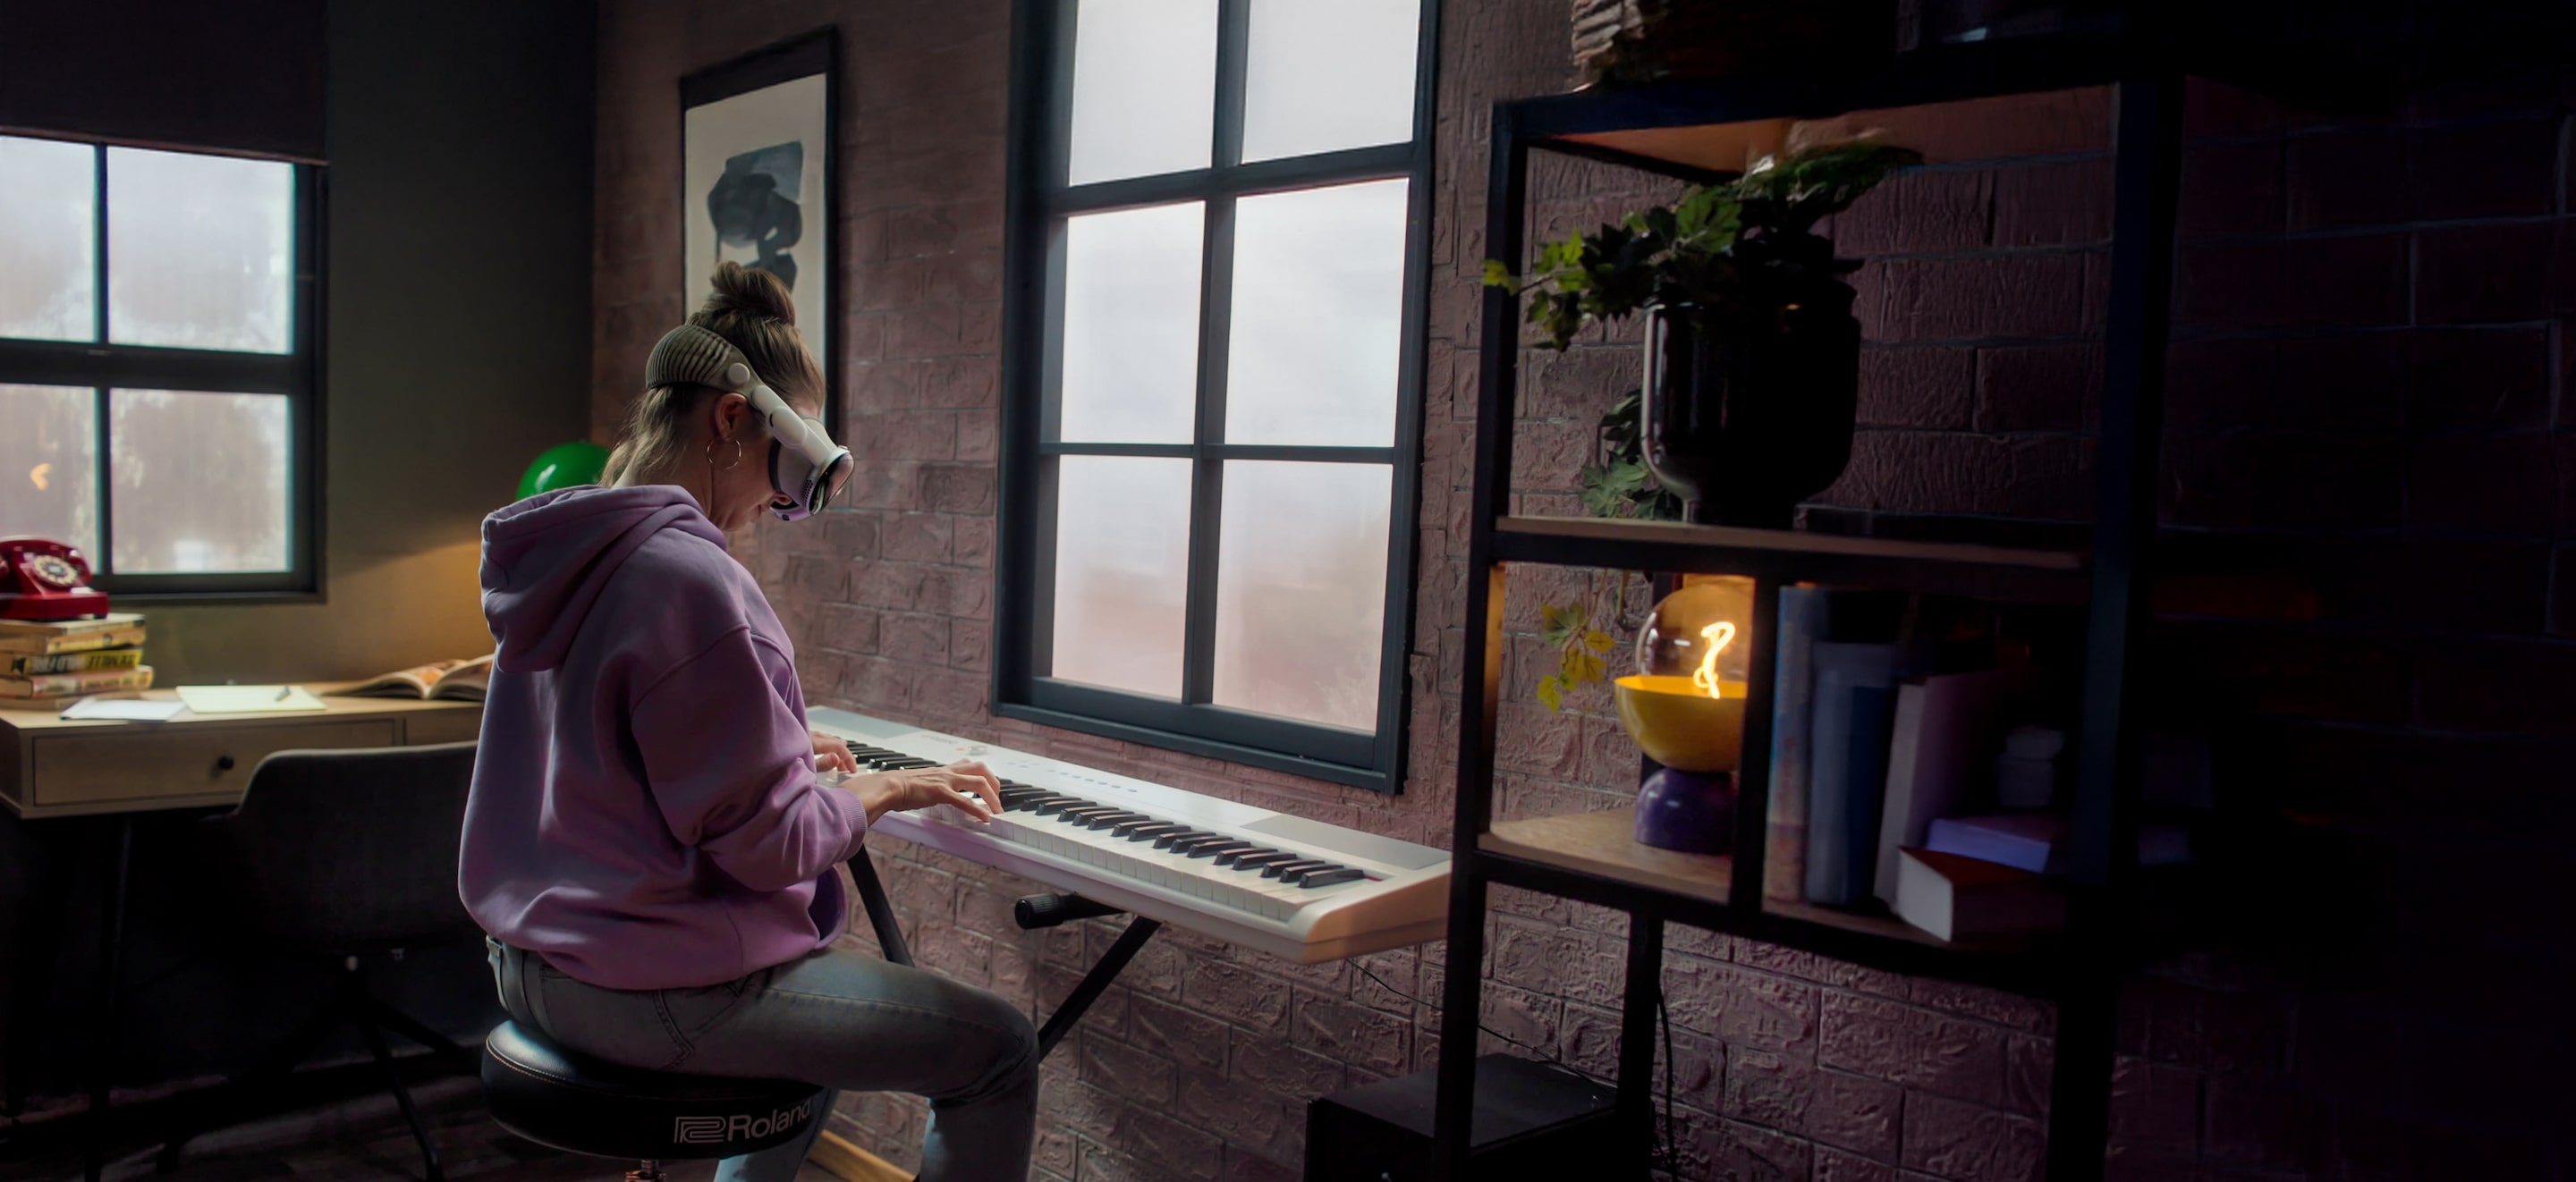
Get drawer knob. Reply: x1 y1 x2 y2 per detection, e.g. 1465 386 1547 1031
215 755 236 773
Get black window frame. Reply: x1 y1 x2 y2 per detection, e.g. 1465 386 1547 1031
995 0 1441 793
0 132 326 601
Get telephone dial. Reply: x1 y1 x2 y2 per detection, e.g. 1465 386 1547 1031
0 536 111 621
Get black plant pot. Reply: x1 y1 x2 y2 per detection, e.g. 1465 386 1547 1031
1638 291 1862 528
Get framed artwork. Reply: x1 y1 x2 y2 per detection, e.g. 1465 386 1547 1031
680 30 838 428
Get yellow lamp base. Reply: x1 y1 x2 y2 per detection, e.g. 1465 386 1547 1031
1614 675 1747 773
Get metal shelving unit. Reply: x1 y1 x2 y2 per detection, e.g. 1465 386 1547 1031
1431 33 2190 1182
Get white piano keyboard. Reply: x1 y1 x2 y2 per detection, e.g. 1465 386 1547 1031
809 707 1449 964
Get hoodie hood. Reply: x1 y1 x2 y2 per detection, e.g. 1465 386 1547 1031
480 485 727 672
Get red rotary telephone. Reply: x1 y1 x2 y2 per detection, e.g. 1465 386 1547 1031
0 537 111 621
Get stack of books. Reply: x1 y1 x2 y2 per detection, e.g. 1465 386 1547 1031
1763 585 2193 943
1 613 152 704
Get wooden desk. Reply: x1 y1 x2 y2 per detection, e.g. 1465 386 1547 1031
0 689 481 820
0 687 481 1178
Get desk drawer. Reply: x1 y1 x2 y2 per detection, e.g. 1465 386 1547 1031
30 720 401 807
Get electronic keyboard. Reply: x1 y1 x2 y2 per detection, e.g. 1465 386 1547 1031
809 707 1449 964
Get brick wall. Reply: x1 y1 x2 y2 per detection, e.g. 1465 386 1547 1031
594 4 2575 1178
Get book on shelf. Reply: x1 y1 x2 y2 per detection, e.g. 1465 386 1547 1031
337 654 494 702
1925 812 2192 875
1764 586 1826 902
1773 588 1911 903
1 664 155 700
0 612 147 656
7 647 146 675
1802 640 1901 907
1872 668 2029 904
1891 847 2067 942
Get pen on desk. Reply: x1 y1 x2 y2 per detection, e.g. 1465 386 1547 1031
275 686 292 701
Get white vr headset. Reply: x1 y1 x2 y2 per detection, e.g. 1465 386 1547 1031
644 324 853 521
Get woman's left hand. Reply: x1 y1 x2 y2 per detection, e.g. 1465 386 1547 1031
810 730 858 775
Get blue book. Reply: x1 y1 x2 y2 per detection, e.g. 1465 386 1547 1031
1802 641 1902 907
1763 587 1828 901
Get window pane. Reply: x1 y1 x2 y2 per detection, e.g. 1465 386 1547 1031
107 148 294 353
0 385 98 554
110 390 290 573
1060 202 1204 443
1224 179 1409 446
0 138 97 342
1051 456 1192 697
1068 0 1218 185
1242 0 1421 162
1212 460 1391 730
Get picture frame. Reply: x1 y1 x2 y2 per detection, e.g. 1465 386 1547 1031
680 30 840 432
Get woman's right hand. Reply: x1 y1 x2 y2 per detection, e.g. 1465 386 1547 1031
846 759 1004 825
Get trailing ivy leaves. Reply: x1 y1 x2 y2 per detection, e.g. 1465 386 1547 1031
1579 392 1683 522
1536 602 1616 713
1486 139 1920 351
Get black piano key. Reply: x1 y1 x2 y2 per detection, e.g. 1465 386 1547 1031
1153 830 1217 849
1213 847 1280 866
1084 812 1150 830
1166 834 1235 854
1297 868 1367 889
1108 818 1169 838
1229 851 1301 872
1031 798 1092 815
1277 863 1345 884
1187 841 1258 860
1260 859 1333 880
1055 806 1123 823
1123 823 1190 841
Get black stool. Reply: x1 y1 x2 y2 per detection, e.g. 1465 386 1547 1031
480 1021 825 1182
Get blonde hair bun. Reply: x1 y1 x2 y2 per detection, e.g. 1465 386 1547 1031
700 260 799 326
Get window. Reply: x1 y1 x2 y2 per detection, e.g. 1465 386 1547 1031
0 135 321 595
996 0 1437 790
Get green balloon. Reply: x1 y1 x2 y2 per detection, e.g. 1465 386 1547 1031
518 441 611 500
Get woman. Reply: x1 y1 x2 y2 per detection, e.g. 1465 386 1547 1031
462 263 1036 1182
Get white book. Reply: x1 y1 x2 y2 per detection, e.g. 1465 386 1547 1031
1872 669 2026 903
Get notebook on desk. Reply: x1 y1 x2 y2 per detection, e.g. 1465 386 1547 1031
175 685 330 713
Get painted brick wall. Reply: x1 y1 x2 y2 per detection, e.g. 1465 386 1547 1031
594 4 2576 1179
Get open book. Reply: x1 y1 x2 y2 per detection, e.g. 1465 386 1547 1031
338 654 495 702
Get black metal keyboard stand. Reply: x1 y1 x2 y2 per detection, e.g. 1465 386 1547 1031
846 848 1157 1062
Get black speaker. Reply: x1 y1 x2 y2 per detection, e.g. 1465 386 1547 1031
1303 1054 1622 1182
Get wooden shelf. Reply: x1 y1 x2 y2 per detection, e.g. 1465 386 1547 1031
1482 807 1731 908
1762 895 2050 957
1492 516 2089 603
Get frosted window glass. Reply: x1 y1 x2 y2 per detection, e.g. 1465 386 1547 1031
1060 202 1205 443
1242 0 1421 162
1069 0 1218 185
110 390 290 573
107 148 294 353
0 138 97 342
1051 456 1193 697
1212 460 1392 730
1224 180 1408 446
0 385 99 554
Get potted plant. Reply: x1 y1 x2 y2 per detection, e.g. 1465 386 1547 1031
1487 139 1919 528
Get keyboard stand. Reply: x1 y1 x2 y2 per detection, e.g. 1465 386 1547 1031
848 848 1159 1063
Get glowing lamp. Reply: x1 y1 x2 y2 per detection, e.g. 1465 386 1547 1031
1615 577 1753 854
1614 578 1752 773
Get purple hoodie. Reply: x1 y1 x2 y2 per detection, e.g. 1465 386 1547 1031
460 485 869 991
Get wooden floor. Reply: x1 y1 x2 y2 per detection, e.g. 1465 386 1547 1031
3 1076 841 1182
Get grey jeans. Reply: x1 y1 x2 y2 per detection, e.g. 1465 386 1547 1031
488 937 1038 1182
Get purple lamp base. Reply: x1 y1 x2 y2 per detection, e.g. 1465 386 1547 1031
1634 768 1735 854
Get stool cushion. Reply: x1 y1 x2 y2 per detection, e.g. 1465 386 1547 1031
480 1022 825 1161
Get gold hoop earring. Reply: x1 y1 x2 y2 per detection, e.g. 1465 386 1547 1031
707 438 743 471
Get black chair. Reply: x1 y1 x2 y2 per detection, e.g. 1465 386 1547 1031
480 1021 825 1182
157 742 485 1179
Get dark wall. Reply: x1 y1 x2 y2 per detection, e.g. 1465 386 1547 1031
1 0 595 1104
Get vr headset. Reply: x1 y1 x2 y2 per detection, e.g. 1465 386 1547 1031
643 324 853 521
